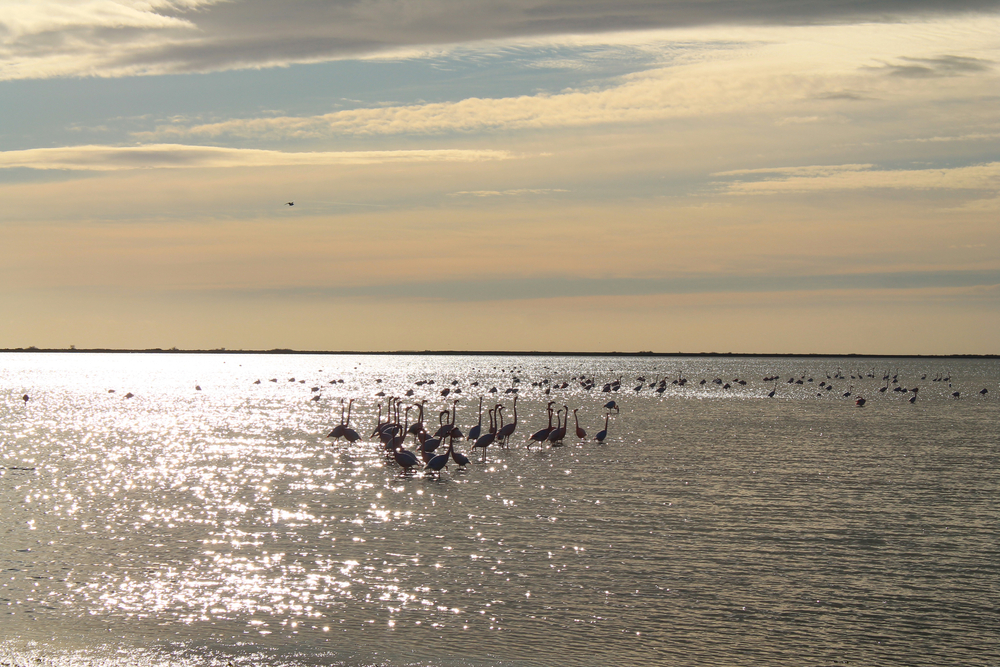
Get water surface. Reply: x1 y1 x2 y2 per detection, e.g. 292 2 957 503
1 353 997 666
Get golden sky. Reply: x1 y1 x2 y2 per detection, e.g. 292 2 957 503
1 2 998 353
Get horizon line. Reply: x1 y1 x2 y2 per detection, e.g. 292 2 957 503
1 347 997 359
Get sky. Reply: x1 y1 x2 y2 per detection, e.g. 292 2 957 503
1 0 998 354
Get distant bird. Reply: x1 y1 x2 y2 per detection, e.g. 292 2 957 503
22 394 29 404
286 202 294 206
855 397 866 407
603 400 619 413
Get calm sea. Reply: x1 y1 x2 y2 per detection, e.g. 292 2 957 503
1 353 997 666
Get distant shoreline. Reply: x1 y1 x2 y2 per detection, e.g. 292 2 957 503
1 348 996 359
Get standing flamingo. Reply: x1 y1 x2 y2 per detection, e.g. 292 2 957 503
496 396 518 447
594 413 609 443
547 407 567 446
467 397 484 442
528 402 556 447
408 400 426 436
386 405 411 453
327 399 347 440
573 408 586 440
342 399 361 443
472 407 497 458
426 438 454 474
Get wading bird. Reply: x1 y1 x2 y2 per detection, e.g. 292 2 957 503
594 413 609 443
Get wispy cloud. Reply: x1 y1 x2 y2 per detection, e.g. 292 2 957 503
0 144 514 171
873 54 994 78
714 162 1000 194
129 60 858 139
123 17 1000 141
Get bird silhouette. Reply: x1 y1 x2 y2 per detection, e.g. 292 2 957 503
528 402 556 447
594 413 609 443
547 407 568 446
467 397 484 442
573 408 586 440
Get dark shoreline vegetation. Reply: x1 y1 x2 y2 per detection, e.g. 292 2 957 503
2 347 996 359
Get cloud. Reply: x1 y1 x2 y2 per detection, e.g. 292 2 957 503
0 144 514 171
872 54 994 78
121 16 1000 141
713 162 1000 194
129 58 860 139
2 0 999 80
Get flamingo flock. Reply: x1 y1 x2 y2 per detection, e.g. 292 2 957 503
312 362 994 476
324 391 616 476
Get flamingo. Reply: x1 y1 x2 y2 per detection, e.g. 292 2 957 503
385 405 411 453
373 398 399 439
494 404 506 447
496 396 518 447
528 402 556 447
434 400 460 439
472 407 497 457
426 439 454 474
450 443 470 467
467 397 484 442
447 399 464 440
547 407 567 446
342 399 360 443
594 413 609 443
573 408 586 440
327 399 347 440
603 400 619 413
325 399 343 438
394 442 420 472
408 400 426 436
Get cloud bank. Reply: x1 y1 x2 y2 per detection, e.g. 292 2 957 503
2 0 998 80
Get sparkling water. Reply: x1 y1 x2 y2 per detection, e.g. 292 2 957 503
1 353 997 666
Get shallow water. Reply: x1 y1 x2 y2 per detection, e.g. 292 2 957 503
1 353 998 666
